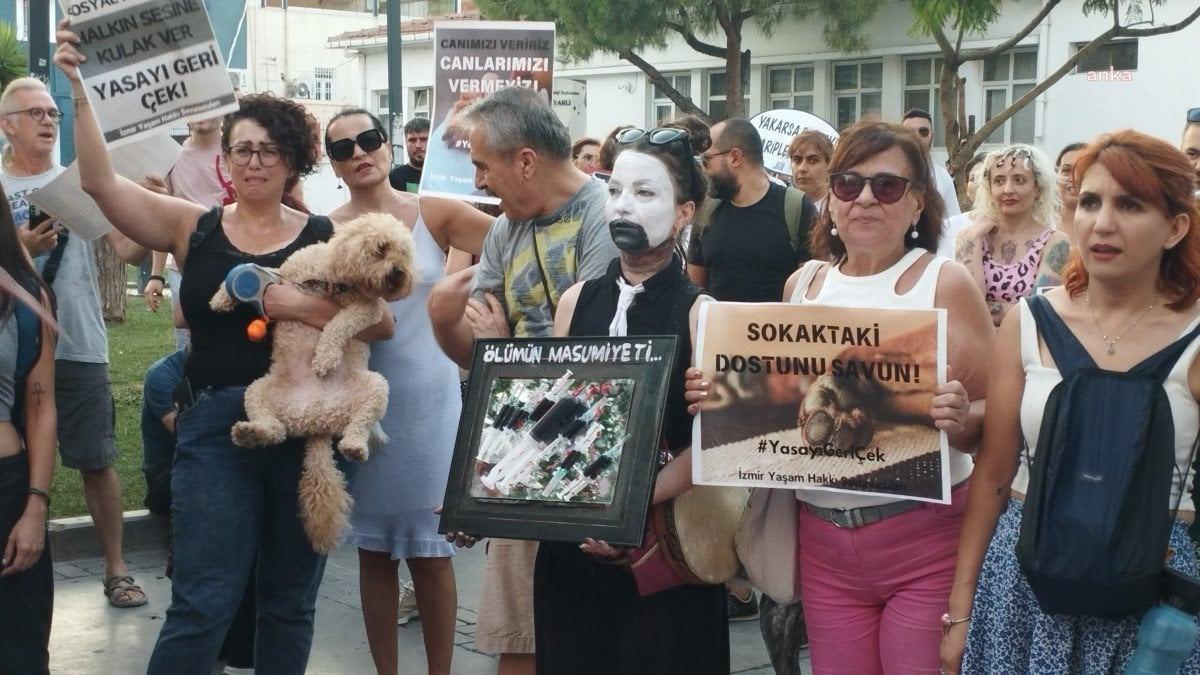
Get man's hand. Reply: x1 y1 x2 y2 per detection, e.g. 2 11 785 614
18 220 59 258
466 292 510 339
144 277 164 312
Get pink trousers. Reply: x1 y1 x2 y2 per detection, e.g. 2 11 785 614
798 482 969 674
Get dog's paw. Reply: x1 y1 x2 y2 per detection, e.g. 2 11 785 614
797 375 875 451
232 421 285 448
339 439 369 462
311 351 342 378
209 288 237 313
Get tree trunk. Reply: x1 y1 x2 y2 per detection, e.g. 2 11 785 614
723 23 744 119
94 237 126 324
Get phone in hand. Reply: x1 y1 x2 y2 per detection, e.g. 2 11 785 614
27 204 51 229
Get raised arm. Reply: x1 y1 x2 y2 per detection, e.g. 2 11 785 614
423 197 494 257
54 20 204 260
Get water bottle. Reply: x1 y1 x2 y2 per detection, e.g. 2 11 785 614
1126 568 1200 674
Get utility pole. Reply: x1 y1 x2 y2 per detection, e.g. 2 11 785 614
28 0 50 79
386 0 404 159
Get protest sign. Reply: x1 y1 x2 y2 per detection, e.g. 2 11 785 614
749 109 838 180
419 20 555 204
60 0 238 146
693 302 950 503
440 335 677 546
29 132 182 241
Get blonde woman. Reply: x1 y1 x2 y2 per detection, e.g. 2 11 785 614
954 144 1070 327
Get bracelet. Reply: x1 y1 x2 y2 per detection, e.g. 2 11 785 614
940 612 971 635
27 486 50 507
149 275 166 284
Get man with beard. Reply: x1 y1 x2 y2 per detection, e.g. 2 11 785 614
430 86 618 674
688 118 816 303
389 117 430 193
1184 108 1199 196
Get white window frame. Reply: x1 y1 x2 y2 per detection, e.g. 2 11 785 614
650 73 693 124
982 48 1038 145
705 69 749 121
410 88 432 119
373 90 389 116
831 59 883 130
313 67 334 102
902 55 945 146
766 64 815 113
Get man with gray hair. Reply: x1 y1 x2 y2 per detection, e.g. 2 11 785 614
430 85 617 672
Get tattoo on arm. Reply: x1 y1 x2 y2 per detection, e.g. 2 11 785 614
954 236 975 265
31 383 43 408
1034 240 1070 289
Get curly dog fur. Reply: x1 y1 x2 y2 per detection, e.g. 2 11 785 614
210 212 415 553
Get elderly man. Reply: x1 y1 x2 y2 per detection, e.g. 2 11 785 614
429 86 618 673
0 77 148 608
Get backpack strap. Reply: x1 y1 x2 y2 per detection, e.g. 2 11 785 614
39 231 70 288
784 188 815 258
309 215 335 243
692 196 722 244
188 207 223 252
1025 294 1098 376
1128 318 1200 384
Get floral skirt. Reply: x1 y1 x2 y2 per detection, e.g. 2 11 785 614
963 500 1200 674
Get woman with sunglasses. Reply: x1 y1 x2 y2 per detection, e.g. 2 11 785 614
323 109 492 675
532 126 728 673
55 24 396 672
954 144 1070 327
686 121 993 673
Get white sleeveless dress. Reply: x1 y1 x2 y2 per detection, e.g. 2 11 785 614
346 213 459 558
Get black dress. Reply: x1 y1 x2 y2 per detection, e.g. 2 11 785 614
533 256 730 675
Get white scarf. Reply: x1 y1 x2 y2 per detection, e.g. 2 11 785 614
608 277 644 337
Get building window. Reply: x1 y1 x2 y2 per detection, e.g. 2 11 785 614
706 70 749 121
313 67 334 101
767 65 814 113
1074 39 1138 74
832 60 883 130
982 48 1037 144
903 56 944 146
374 90 389 115
651 73 692 124
411 88 431 119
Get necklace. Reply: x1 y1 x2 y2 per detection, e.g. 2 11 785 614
1085 291 1159 356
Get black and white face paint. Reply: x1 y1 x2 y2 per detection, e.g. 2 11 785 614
605 151 678 253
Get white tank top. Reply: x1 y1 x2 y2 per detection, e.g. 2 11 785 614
788 247 974 509
1015 299 1200 512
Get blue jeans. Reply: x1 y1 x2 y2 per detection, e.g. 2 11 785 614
148 387 327 674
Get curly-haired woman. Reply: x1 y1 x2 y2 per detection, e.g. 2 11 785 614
55 21 395 672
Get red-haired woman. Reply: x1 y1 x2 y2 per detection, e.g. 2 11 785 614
941 130 1200 673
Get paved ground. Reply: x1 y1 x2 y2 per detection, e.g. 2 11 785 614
49 542 811 673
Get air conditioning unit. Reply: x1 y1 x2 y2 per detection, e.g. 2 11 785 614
294 82 312 99
228 68 248 90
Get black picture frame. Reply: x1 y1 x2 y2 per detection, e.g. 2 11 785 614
439 335 679 547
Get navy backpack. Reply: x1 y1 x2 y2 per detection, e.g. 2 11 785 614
1017 295 1200 618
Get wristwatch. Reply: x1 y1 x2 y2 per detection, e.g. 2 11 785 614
940 612 970 635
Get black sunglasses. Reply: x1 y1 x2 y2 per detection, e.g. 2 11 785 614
829 171 913 205
616 127 690 147
1189 107 1200 123
327 128 387 162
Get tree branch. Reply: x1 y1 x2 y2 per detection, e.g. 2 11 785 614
1114 2 1200 36
617 49 709 121
961 0 1065 61
664 15 727 59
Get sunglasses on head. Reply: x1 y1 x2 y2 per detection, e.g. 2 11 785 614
829 171 913 204
616 127 690 147
327 128 386 162
1189 108 1200 123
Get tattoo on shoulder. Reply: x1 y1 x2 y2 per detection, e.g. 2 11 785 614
1042 239 1070 273
954 236 975 264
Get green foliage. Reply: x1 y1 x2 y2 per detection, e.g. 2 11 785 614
0 21 28 92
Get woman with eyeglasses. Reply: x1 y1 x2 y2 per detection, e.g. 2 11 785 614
954 144 1071 328
532 126 728 673
685 121 994 673
55 24 396 673
323 108 493 675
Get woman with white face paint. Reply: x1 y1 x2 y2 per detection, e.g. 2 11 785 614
532 128 729 674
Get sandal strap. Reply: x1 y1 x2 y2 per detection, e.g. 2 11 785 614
104 574 136 591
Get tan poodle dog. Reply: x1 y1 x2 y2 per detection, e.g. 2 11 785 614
210 212 415 553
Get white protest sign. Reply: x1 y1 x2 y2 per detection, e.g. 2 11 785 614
60 0 238 147
749 109 838 179
29 133 182 241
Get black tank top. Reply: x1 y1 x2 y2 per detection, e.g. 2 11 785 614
180 207 334 388
568 256 699 453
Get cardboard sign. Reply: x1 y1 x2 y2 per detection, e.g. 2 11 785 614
749 109 838 180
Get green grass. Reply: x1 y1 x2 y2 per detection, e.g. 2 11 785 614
48 297 176 519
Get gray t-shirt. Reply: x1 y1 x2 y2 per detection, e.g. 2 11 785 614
2 166 108 363
473 178 617 338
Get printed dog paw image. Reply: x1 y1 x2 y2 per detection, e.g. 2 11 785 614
797 375 875 451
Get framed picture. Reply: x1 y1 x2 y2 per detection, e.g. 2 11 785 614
439 335 679 546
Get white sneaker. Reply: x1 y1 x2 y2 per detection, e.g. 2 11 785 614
398 580 419 626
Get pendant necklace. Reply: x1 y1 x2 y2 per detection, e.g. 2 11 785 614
1085 291 1159 356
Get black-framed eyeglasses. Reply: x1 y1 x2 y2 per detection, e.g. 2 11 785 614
327 128 387 162
1188 107 1200 123
700 149 732 168
226 144 284 167
829 171 913 204
616 127 689 147
4 107 60 123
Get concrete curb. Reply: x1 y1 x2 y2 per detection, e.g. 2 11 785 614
49 509 169 562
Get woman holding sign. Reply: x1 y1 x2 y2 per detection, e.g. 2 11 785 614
688 120 994 673
533 128 728 673
54 22 395 673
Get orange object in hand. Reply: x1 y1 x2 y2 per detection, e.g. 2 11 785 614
247 318 270 342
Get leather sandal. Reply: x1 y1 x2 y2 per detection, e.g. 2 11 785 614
103 574 148 608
